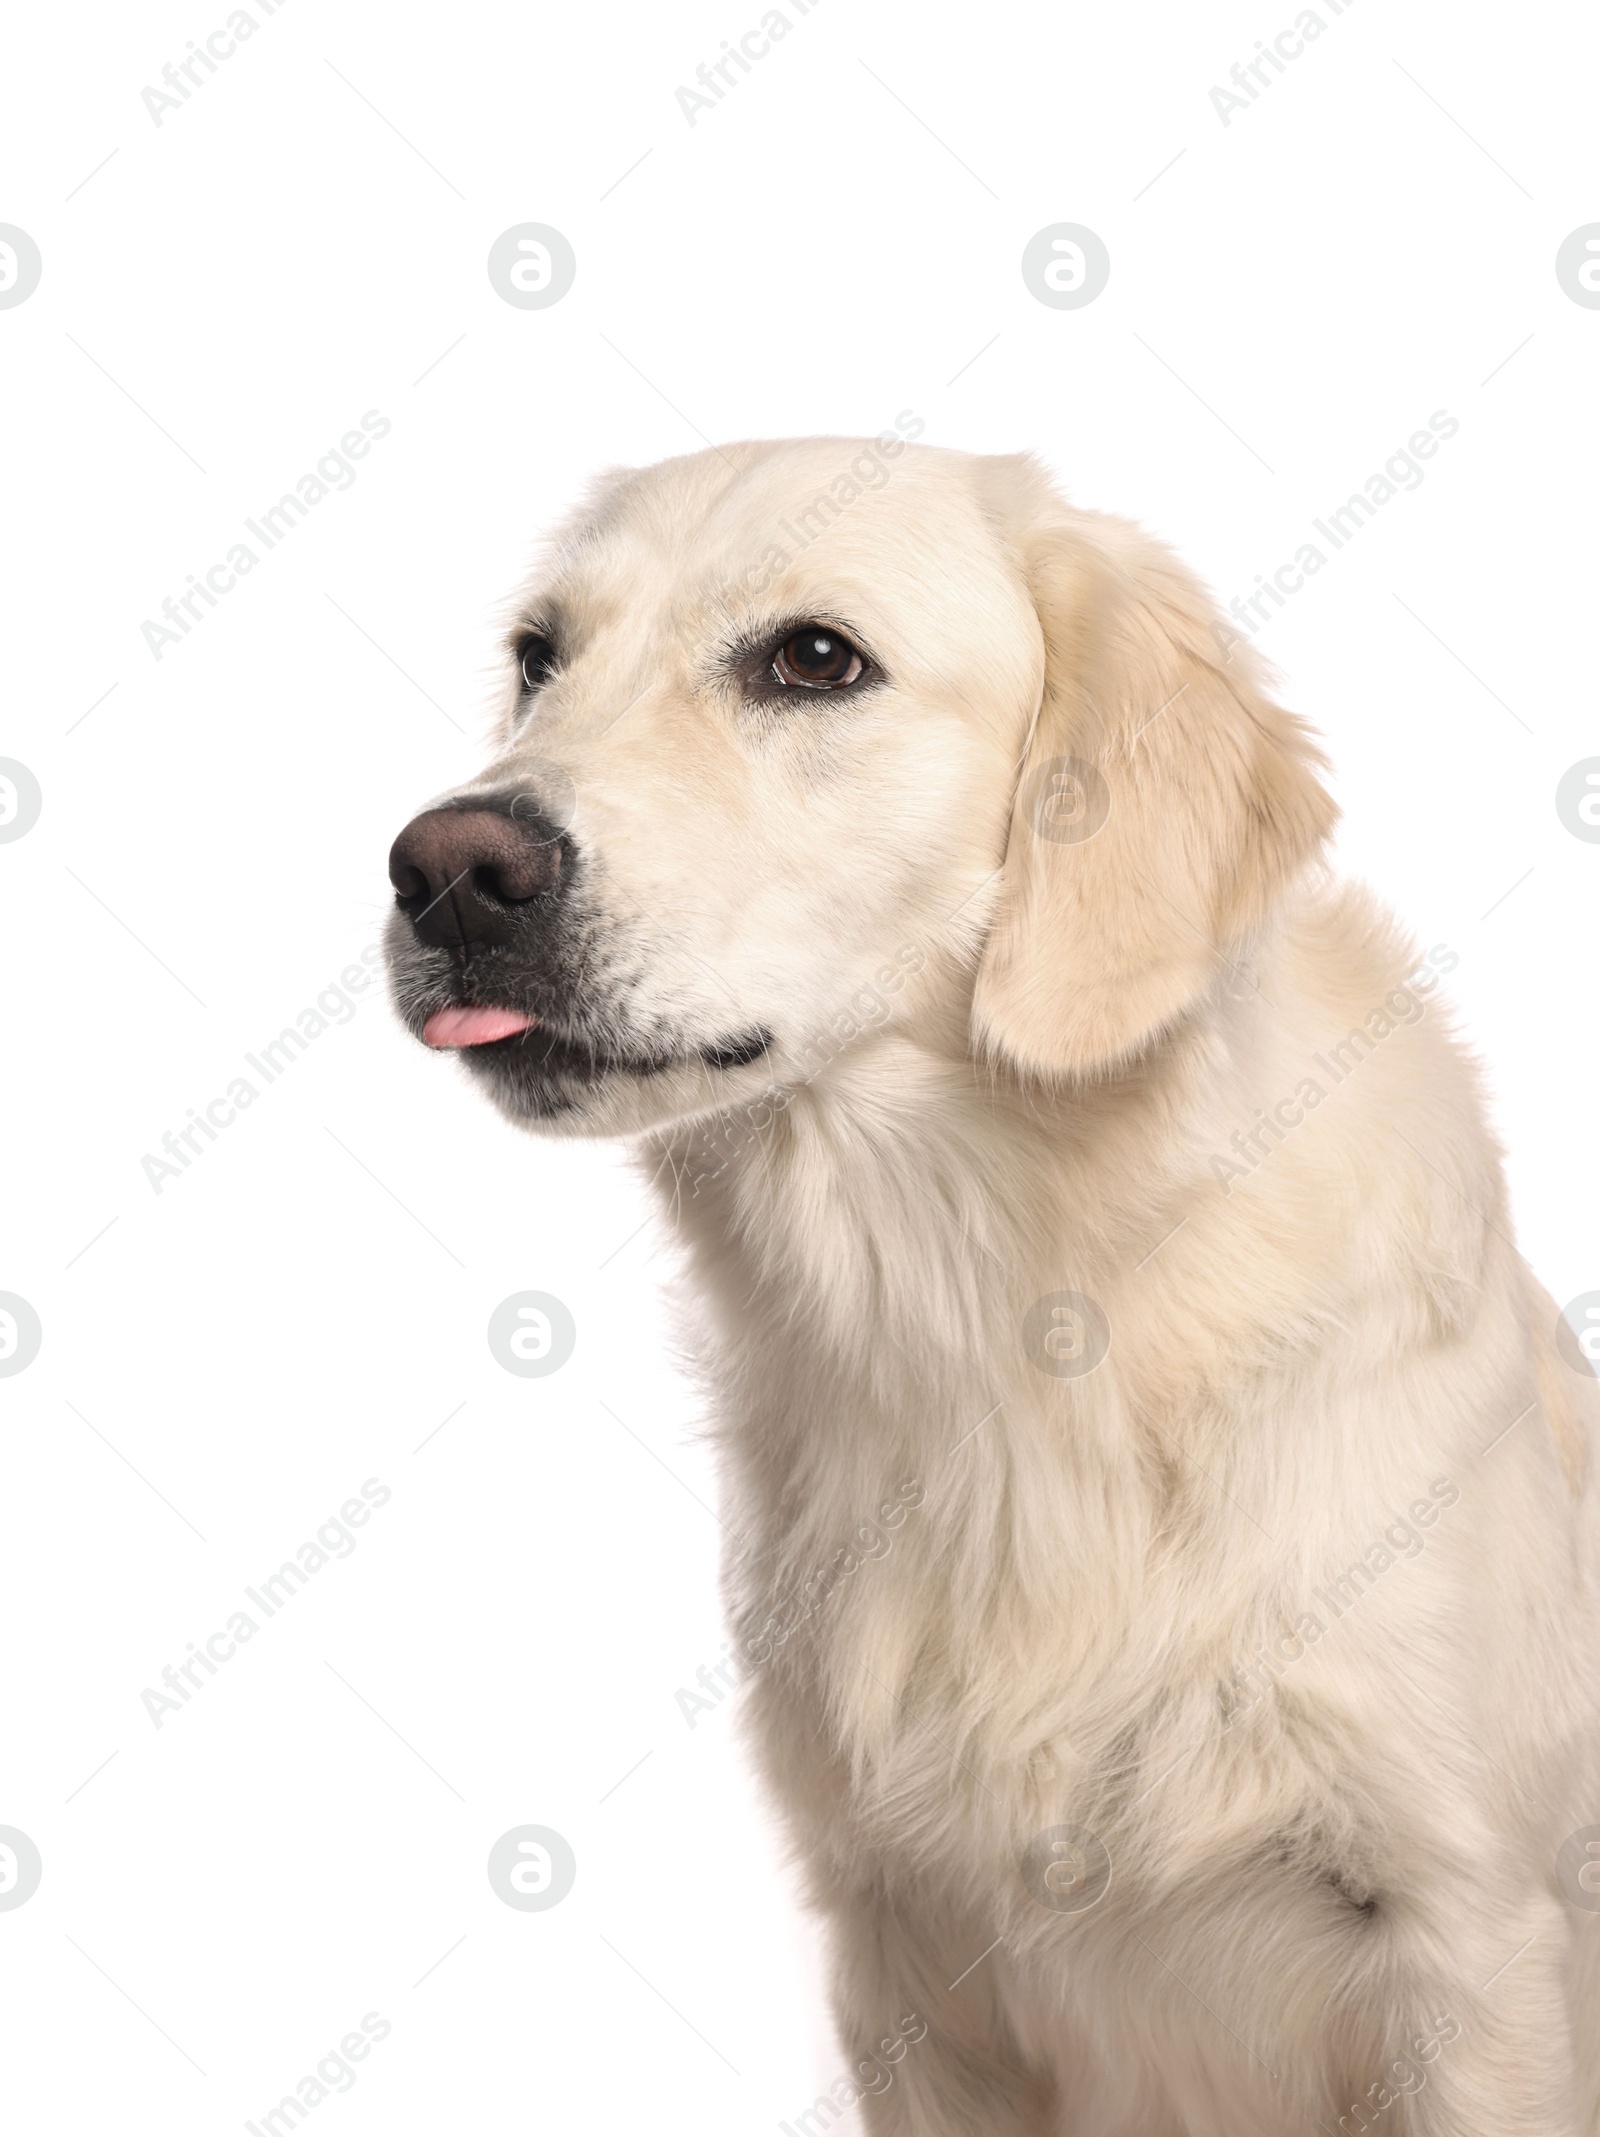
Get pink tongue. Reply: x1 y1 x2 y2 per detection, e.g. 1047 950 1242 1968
423 1005 537 1049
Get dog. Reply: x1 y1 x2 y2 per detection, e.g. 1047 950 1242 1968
384 437 1600 2135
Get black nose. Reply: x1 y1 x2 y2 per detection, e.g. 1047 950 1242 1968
388 804 562 948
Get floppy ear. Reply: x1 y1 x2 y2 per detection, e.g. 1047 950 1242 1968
971 499 1337 1081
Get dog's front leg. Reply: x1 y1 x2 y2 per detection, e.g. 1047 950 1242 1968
822 1882 1056 2136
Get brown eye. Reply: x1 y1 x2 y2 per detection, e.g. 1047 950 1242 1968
518 634 558 693
772 627 864 689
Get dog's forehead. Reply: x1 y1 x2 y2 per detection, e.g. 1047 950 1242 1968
541 439 1010 627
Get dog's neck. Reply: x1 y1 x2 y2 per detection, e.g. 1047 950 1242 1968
645 987 1238 1417
636 999 1267 1778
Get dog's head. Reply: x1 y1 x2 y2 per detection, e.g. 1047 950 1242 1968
385 436 1335 1135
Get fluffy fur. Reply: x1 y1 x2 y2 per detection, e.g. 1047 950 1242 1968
386 438 1600 2134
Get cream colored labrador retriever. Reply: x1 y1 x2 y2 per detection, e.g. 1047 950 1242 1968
384 438 1600 2136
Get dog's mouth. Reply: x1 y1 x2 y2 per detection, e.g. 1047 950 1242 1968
413 995 771 1092
387 893 775 1113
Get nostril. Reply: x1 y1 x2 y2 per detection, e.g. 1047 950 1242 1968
391 861 430 906
476 852 560 905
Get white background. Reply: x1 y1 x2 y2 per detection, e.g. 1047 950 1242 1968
3 1 1597 2129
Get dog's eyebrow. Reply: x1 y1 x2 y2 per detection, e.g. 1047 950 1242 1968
716 609 880 668
504 607 565 653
